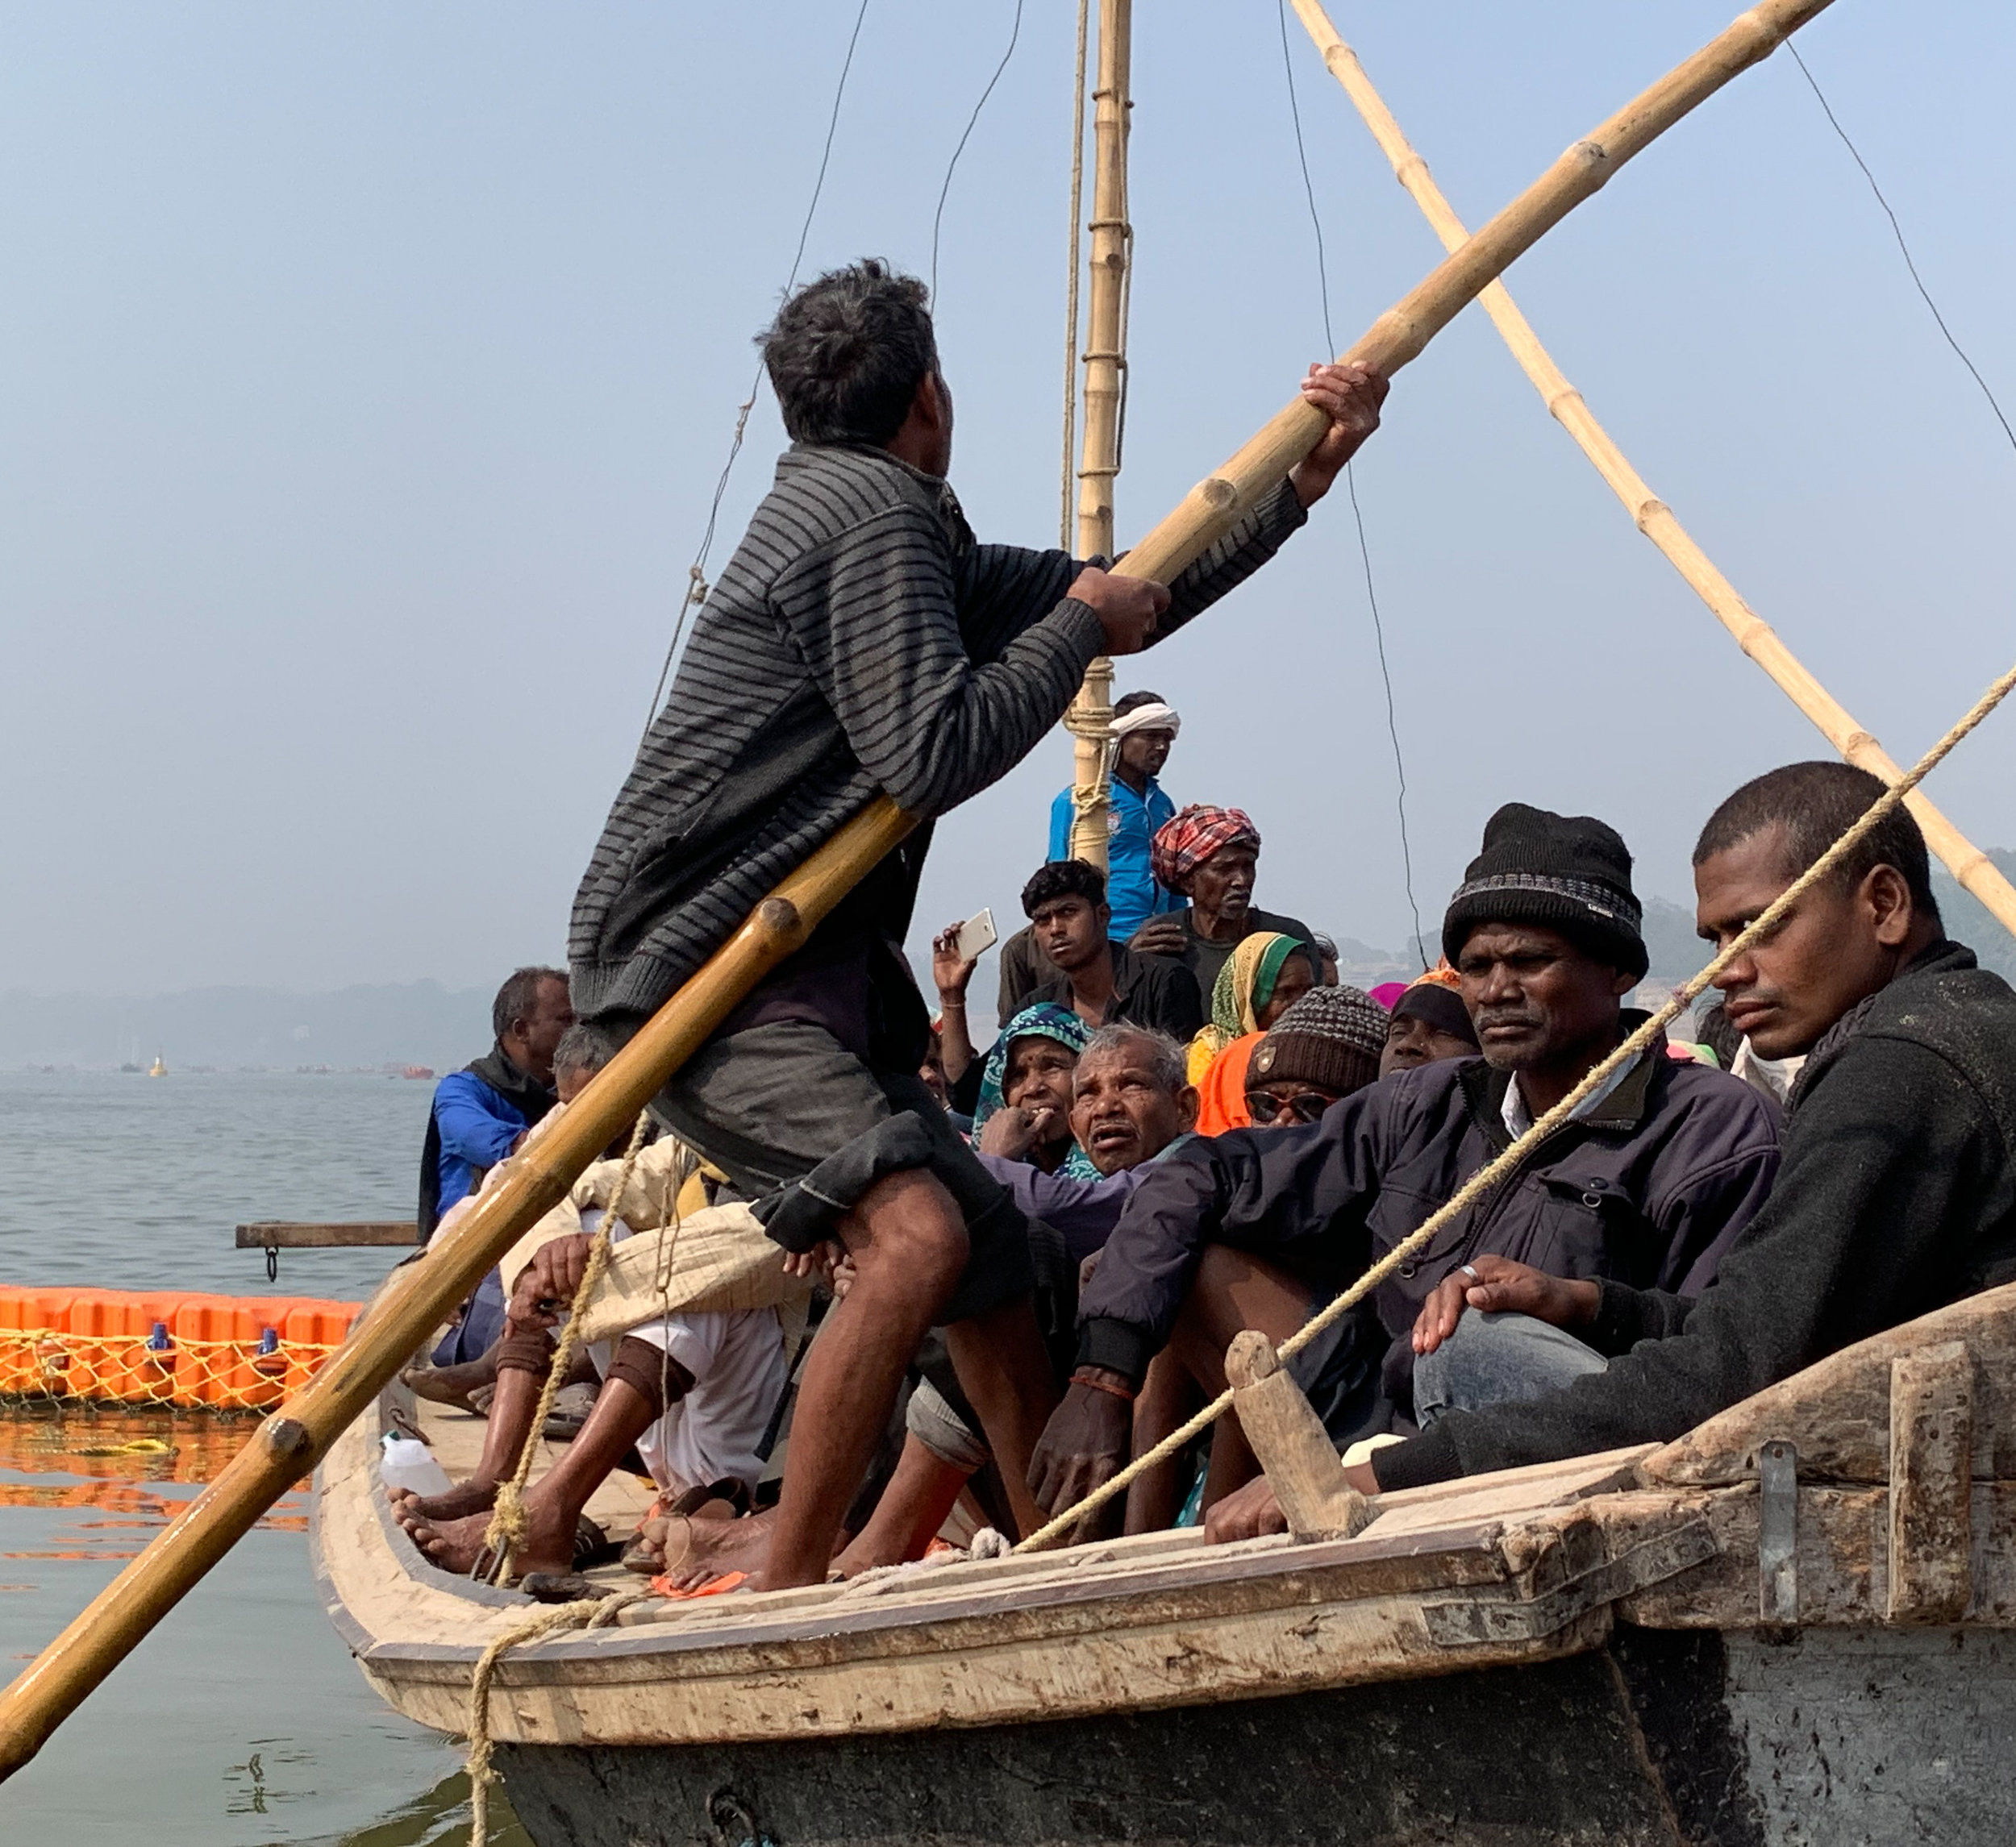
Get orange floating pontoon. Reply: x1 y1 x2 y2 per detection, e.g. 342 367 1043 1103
0 1287 359 1412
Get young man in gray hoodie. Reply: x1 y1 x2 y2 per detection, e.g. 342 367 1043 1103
568 260 1386 1588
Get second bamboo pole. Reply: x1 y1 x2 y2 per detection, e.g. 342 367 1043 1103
1065 0 1133 869
1288 0 2016 942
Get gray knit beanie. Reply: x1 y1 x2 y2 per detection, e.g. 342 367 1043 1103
1250 986 1386 1096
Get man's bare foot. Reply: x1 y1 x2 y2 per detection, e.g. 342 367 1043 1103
402 1353 499 1412
660 1507 778 1590
401 1494 576 1578
388 1479 498 1526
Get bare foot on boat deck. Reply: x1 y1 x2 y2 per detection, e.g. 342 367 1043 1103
400 1500 578 1579
402 1353 498 1412
659 1506 779 1591
388 1478 499 1526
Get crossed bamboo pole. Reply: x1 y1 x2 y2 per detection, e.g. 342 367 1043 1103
0 0 1839 1779
1288 0 2016 940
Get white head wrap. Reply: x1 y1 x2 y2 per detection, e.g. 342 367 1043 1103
1110 701 1181 738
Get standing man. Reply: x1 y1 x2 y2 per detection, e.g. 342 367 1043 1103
1130 805 1316 1012
421 965 573 1364
569 259 1387 1590
1047 690 1182 938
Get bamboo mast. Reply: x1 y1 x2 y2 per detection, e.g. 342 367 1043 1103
1064 0 1133 868
0 0 1840 1779
1288 0 2016 940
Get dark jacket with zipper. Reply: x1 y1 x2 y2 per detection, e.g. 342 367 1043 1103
1374 940 2016 1491
1075 1020 1782 1412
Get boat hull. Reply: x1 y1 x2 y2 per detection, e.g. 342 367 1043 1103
496 1623 2016 1847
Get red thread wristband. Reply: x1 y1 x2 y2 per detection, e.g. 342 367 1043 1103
1073 1372 1136 1402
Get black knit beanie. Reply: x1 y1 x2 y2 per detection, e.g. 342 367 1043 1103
1439 802 1647 980
1249 987 1385 1098
1393 980 1480 1048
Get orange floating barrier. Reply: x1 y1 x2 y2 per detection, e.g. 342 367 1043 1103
0 1287 359 1411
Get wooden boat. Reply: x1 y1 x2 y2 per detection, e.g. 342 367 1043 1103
312 1280 2016 1846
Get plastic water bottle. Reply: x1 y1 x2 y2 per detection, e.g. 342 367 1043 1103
379 1433 453 1498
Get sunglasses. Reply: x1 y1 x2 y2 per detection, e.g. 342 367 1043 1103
1244 1087 1332 1125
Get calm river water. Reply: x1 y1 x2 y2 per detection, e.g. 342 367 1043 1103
0 1070 531 1845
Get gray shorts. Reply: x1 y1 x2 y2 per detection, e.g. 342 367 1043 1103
645 1019 1035 1326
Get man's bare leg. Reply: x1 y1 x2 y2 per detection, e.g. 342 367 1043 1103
1124 1351 1201 1534
390 1352 548 1526
943 1296 1057 1540
1164 1245 1315 1513
831 1433 973 1575
402 1375 660 1577
706 1169 968 1591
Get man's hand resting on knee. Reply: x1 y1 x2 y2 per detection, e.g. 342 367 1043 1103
1027 1368 1135 1515
508 1232 594 1333
1410 1254 1599 1357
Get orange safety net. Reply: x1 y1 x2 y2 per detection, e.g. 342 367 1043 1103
0 1287 360 1412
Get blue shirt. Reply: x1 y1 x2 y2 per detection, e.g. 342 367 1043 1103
1047 775 1178 940
430 1071 529 1221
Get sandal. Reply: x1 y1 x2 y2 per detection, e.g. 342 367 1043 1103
621 1478 752 1576
467 1514 615 1589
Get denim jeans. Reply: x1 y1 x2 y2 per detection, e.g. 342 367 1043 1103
1412 1309 1606 1426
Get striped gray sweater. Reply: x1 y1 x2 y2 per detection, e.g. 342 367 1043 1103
570 442 1307 1023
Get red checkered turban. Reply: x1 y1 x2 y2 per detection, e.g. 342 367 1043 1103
1151 805 1261 898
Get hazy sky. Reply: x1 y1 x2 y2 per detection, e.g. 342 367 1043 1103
5 2 2013 997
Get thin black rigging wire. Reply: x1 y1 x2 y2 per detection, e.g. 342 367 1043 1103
1277 0 1427 968
642 0 873 738
1788 44 2016 460
930 0 1027 305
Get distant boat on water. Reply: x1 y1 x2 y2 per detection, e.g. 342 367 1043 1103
400 1066 435 1080
147 1055 167 1077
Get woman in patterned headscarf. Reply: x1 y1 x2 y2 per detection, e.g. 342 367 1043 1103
973 1003 1101 1179
1185 932 1320 1133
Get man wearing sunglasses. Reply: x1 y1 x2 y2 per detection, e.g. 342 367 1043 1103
1029 803 1782 1525
1243 985 1389 1128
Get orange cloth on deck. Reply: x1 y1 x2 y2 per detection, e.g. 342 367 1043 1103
1194 1032 1263 1136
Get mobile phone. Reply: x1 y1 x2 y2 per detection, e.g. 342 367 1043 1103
955 907 998 963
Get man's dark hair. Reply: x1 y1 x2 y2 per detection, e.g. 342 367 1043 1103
552 1021 610 1078
1113 689 1166 718
493 966 568 1042
1693 761 1941 924
1022 859 1107 917
759 260 937 446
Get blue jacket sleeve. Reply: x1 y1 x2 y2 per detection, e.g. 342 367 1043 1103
977 1154 1139 1266
1048 788 1073 863
432 1073 526 1168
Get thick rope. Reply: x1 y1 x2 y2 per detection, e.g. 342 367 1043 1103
477 1109 653 1586
1059 0 1089 551
1016 655 2016 1552
465 1588 653 1841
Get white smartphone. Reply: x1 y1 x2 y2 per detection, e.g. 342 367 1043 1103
955 906 998 963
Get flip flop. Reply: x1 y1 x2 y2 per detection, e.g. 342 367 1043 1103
467 1514 614 1589
648 1570 748 1600
622 1479 752 1575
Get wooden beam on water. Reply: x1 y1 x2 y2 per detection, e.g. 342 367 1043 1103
235 1221 422 1250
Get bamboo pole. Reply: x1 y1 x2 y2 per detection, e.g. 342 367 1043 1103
1288 0 2016 940
0 0 1840 1778
1065 0 1133 868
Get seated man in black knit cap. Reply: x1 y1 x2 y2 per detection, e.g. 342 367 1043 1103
1209 763 2016 1538
1029 803 1783 1525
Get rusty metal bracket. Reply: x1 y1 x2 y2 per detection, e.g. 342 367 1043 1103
1422 1518 1718 1647
1759 1437 1799 1629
